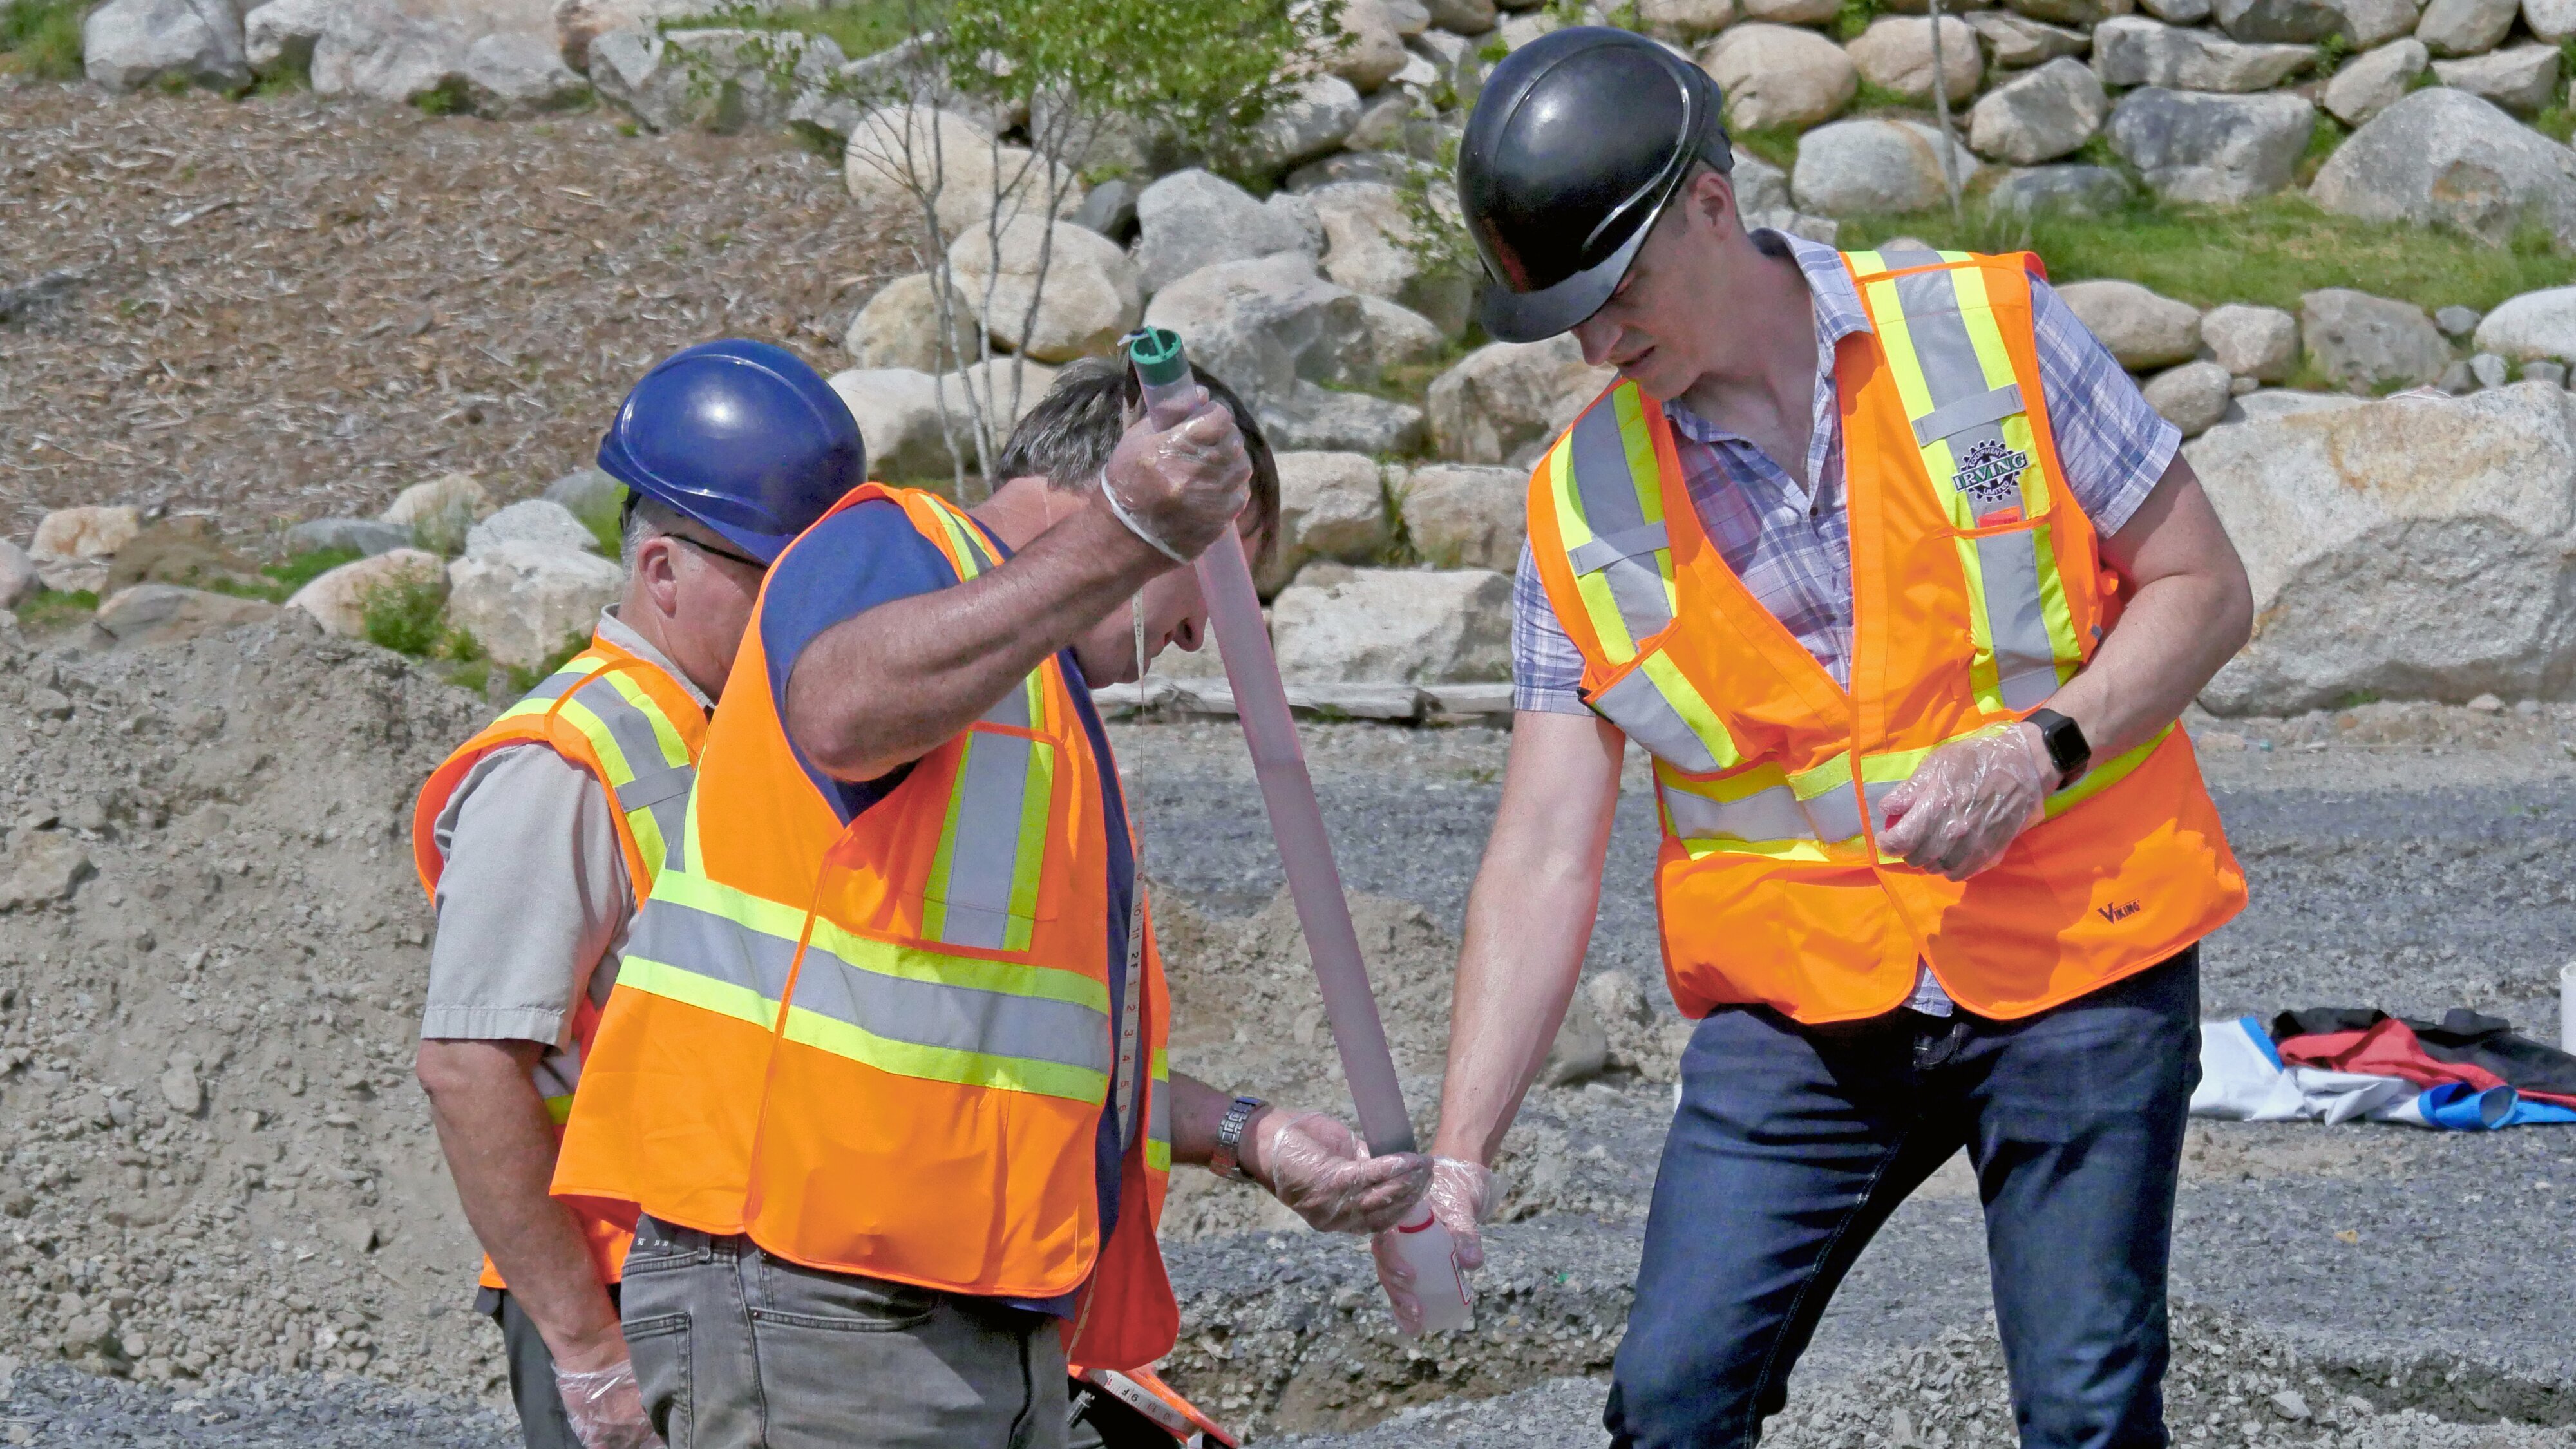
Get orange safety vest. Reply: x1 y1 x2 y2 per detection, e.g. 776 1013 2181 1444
413 630 711 1289
1525 247 2246 1025
553 483 1178 1370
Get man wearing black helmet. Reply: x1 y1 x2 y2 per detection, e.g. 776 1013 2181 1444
1378 28 2255 1448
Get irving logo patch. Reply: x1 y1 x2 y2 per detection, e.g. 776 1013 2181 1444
1949 436 2030 513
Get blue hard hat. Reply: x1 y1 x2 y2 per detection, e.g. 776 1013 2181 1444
596 339 866 564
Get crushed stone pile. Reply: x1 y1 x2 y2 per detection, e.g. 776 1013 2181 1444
0 612 501 1396
0 86 898 538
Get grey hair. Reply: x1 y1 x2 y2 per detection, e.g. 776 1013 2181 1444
618 494 689 574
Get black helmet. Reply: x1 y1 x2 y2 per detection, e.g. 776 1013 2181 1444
1457 27 1733 343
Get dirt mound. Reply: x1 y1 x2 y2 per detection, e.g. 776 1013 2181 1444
0 612 499 1395
0 86 900 540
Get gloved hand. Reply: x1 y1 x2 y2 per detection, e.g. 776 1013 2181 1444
1369 1156 1493 1334
1098 385 1252 564
1251 1109 1432 1234
554 1358 664 1449
1876 723 2052 881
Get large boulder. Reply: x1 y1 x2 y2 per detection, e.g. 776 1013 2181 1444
2309 89 2576 247
2414 0 2516 52
827 368 949 478
446 543 625 671
285 549 446 639
1270 567 1512 683
1428 0 1501 28
2090 16 2318 90
1321 0 1415 92
2005 0 2126 22
2188 384 2576 712
2202 302 2300 379
2530 0 2576 41
2322 37 2429 124
1142 254 1379 410
1308 181 1474 339
243 0 330 77
1399 465 1527 571
1427 336 1615 467
93 585 276 649
1966 10 2092 68
1257 384 1428 456
1792 118 1984 216
1743 0 1839 21
1262 453 1391 593
590 27 834 133
1636 0 1739 38
1356 296 1446 372
2430 43 2561 114
465 500 598 560
947 216 1142 363
2300 288 2452 392
83 0 248 91
2105 87 2314 203
462 32 589 117
382 473 492 556
307 0 472 106
285 516 412 558
1844 16 1982 103
30 506 142 596
2056 279 2203 369
1700 24 1859 132
2474 287 2576 365
1967 57 2106 164
2212 0 2342 39
1131 169 1322 298
843 104 1081 240
1989 162 2135 216
2336 0 2425 43
2141 361 2235 437
1227 75 1365 177
844 273 968 373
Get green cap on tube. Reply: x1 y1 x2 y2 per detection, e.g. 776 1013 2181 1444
1124 327 1188 386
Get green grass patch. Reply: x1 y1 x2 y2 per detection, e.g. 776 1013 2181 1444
1835 0 1880 41
411 77 470 115
1833 193 2576 313
359 575 462 658
1730 124 1803 171
1 0 87 80
13 589 97 629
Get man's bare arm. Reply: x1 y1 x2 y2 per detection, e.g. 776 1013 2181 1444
2043 453 2253 757
416 1039 627 1373
1429 710 1627 1166
787 398 1249 782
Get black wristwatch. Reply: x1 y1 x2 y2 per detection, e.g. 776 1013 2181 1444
2025 708 2090 789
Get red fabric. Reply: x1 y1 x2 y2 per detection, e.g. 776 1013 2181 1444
2277 1018 2576 1108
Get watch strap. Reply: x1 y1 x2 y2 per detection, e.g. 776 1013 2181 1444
1211 1095 1265 1182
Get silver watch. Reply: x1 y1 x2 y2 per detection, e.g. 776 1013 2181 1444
1210 1095 1266 1182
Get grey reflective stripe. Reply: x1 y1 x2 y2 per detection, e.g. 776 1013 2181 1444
1873 247 1946 273
624 896 795 1007
1147 1073 1170 1148
1566 402 1673 646
636 896 1113 1078
1911 383 2023 446
1660 781 1812 842
1892 268 2014 490
934 728 1035 951
1801 781 1868 844
1593 670 1720 774
1976 527 2060 710
1566 522 1669 575
520 665 592 704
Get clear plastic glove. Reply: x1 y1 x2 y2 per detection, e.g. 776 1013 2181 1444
554 1358 664 1449
1875 723 2052 881
1098 386 1252 564
1369 1156 1493 1334
1251 1109 1432 1234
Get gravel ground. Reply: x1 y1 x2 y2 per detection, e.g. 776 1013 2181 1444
5 629 2573 1446
0 83 900 538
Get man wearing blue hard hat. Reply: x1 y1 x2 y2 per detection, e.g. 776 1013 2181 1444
413 339 862 1449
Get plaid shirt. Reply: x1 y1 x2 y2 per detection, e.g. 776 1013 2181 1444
1511 229 2181 715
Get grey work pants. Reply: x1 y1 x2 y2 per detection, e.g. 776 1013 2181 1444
620 1215 1069 1449
479 1287 589 1449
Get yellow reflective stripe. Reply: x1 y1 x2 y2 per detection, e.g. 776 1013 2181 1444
592 666 694 772
1144 1046 1171 1171
544 1094 575 1126
919 755 974 944
2028 515 2085 684
2043 726 2170 819
1003 724 1052 952
1549 427 1639 663
649 866 1110 1014
618 951 777 1028
1612 386 1669 537
1678 835 1843 862
1635 651 1740 772
780 1003 1108 1103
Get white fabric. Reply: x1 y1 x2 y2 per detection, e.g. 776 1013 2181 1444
2188 1017 2421 1125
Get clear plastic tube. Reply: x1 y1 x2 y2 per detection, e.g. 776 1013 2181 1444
1127 327 1472 1334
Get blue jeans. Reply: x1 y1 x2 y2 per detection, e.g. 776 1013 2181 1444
1605 950 2201 1449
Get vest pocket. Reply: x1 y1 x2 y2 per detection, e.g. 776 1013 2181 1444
1582 644 1738 777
